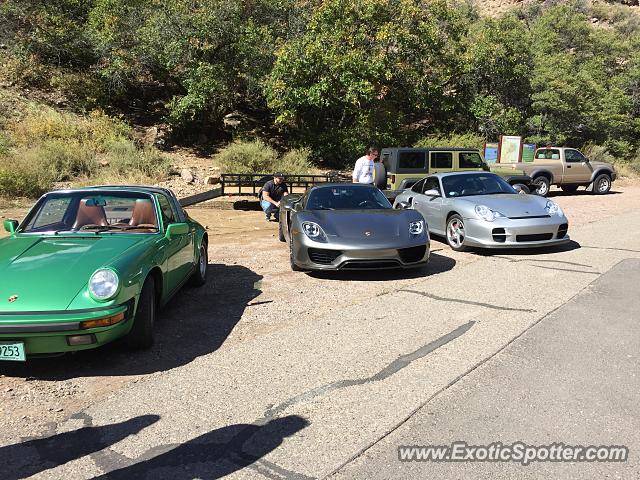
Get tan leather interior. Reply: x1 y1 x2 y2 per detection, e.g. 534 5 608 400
73 199 108 229
129 199 157 227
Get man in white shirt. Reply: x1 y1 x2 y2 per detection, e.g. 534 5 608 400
352 146 379 184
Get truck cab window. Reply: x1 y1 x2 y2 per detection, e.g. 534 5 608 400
537 149 561 160
565 149 586 163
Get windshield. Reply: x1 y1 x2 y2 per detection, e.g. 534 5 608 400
21 191 159 234
441 174 516 198
306 185 392 210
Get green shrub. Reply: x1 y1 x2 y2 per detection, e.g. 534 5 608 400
18 140 97 181
214 139 278 174
0 158 55 198
279 147 314 174
582 144 615 164
10 109 131 152
414 133 485 151
102 139 170 179
214 141 315 174
0 132 11 156
0 107 169 197
583 143 640 178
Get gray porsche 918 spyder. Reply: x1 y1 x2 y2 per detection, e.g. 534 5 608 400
279 184 430 271
394 172 570 251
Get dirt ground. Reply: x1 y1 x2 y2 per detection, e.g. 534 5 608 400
1 181 640 441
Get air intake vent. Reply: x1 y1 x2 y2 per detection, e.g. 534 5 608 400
340 261 400 270
557 223 569 238
308 248 342 265
398 245 427 263
492 228 506 243
516 233 553 242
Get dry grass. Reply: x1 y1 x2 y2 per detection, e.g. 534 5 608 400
0 101 170 198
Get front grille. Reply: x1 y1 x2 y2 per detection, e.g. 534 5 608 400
308 248 342 265
508 215 550 219
398 245 427 263
516 233 553 242
557 223 569 238
340 260 401 270
492 228 506 243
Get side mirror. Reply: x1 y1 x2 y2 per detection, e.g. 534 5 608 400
423 189 441 197
397 201 411 209
512 184 530 195
3 219 18 234
165 222 189 238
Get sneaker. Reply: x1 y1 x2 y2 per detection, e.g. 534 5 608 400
265 215 271 221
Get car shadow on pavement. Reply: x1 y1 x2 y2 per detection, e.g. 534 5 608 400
547 189 623 198
306 252 455 281
2 263 262 379
2 414 160 479
427 233 582 257
92 415 309 480
471 240 582 257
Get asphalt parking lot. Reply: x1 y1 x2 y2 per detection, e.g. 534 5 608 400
1 184 640 479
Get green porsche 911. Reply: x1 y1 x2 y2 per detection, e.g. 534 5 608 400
0 186 208 361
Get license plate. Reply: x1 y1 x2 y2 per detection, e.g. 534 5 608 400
0 341 26 362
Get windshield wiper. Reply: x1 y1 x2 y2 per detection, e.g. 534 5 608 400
77 225 125 234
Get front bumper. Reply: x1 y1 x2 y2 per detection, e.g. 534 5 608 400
462 216 570 249
292 233 430 270
0 301 134 356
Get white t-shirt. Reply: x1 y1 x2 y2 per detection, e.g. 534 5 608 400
353 155 374 184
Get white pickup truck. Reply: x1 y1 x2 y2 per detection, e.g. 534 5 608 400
492 147 617 196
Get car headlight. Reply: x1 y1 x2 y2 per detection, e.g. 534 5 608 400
409 220 424 235
545 200 563 216
302 222 327 242
475 205 504 222
89 268 119 301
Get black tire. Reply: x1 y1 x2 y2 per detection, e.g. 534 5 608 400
561 185 579 193
592 173 612 195
289 237 302 271
278 217 286 242
445 214 468 252
373 162 387 189
532 175 551 197
127 277 156 350
188 240 208 287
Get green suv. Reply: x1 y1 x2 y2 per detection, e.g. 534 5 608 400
375 148 531 191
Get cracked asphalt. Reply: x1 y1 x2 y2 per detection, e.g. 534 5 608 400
1 185 640 479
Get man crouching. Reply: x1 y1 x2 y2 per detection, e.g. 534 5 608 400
260 172 289 221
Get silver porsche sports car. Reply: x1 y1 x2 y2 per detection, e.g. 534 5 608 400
279 184 430 271
394 172 570 251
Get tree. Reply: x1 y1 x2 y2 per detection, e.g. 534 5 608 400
464 15 533 140
265 0 472 163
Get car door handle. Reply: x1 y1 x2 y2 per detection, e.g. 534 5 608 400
567 165 571 168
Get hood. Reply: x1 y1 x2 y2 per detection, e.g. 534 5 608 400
304 209 421 242
589 160 613 170
458 194 551 218
0 235 151 312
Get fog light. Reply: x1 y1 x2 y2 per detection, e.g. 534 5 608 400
66 334 97 346
80 312 125 329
